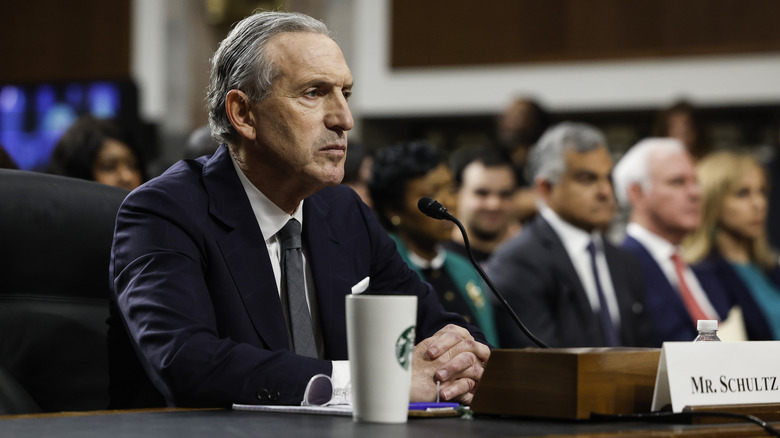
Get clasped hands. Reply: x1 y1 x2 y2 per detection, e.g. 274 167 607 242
410 324 491 405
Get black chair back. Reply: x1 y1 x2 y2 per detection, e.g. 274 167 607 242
0 169 128 414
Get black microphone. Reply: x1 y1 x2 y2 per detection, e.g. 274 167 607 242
417 197 549 348
417 196 454 221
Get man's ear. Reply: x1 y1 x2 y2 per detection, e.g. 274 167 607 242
225 90 256 140
535 177 553 204
627 182 644 205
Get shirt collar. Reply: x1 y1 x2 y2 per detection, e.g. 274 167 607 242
540 205 601 253
231 153 304 242
626 222 677 260
407 245 447 270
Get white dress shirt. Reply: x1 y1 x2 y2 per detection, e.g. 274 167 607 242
625 222 718 320
231 155 350 400
540 206 621 327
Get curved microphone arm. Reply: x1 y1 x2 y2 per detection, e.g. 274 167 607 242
417 197 549 348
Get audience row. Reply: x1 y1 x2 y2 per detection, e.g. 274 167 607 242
1 100 778 351
354 123 780 349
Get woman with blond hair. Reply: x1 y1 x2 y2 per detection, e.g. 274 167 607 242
683 150 780 340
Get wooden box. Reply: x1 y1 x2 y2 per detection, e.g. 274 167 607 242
470 348 661 419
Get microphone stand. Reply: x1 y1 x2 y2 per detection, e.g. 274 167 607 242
448 212 549 349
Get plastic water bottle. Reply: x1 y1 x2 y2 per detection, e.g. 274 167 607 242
693 320 721 342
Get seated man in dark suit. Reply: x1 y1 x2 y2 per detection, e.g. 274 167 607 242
487 122 654 348
109 11 489 408
612 137 735 345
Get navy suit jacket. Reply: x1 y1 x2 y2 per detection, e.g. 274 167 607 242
621 236 732 345
109 145 484 408
692 252 775 340
486 215 654 348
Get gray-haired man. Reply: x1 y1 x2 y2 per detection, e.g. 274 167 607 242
487 122 654 348
109 11 489 409
613 137 729 345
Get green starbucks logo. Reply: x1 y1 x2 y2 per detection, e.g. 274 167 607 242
395 326 416 370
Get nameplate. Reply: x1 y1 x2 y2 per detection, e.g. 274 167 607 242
651 341 780 412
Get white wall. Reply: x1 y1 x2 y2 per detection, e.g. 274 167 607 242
132 0 167 123
131 0 780 143
350 0 780 117
132 0 215 165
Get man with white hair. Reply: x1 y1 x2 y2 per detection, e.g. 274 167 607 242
613 138 731 344
487 122 654 348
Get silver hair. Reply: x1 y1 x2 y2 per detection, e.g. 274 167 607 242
528 121 607 184
612 137 686 209
206 11 330 145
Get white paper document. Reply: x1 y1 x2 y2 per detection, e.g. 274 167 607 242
232 403 352 417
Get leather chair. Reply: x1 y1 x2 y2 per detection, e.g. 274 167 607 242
0 169 128 414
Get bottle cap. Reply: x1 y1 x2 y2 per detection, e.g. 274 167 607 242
697 319 718 331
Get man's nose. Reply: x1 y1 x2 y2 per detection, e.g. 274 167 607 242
325 93 353 132
597 179 614 199
688 181 702 200
485 194 503 209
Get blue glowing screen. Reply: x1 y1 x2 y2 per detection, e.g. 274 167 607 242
0 80 136 171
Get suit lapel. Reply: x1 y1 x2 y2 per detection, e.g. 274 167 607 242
604 242 645 345
303 192 350 359
203 146 290 351
533 217 595 320
623 236 692 329
603 243 633 320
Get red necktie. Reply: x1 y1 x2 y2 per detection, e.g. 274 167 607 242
670 252 710 324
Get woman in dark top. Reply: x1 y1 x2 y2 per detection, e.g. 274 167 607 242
369 141 499 346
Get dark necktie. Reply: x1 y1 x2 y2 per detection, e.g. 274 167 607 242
278 219 317 358
586 241 620 347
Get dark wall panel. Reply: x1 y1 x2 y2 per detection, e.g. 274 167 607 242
392 0 780 68
0 0 131 82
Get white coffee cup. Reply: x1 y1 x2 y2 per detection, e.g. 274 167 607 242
346 294 417 423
